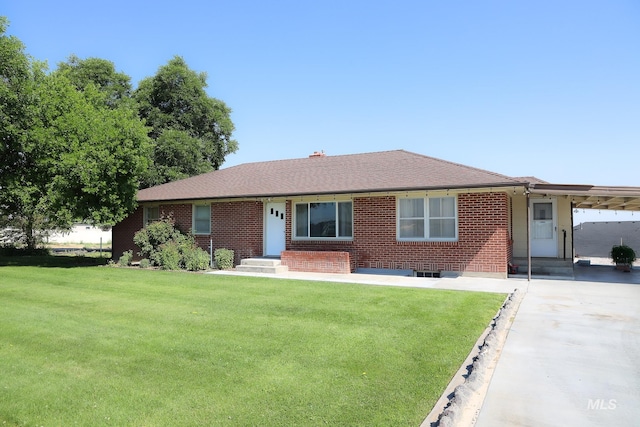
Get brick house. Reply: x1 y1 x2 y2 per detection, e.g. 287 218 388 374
112 150 640 278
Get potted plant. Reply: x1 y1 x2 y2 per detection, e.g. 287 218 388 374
610 245 636 272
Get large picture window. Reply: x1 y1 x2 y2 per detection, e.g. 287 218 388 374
193 204 211 235
398 197 457 240
294 201 353 239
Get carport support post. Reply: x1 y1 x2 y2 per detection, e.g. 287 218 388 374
527 190 532 281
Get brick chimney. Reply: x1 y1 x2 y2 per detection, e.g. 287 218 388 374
309 150 326 158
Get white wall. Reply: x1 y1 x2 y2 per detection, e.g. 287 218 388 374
47 224 112 244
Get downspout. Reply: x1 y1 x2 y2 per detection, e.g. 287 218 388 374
526 187 531 281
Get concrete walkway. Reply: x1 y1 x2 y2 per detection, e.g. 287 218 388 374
209 264 640 426
209 268 520 294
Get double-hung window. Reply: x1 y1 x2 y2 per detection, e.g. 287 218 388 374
398 196 457 240
144 206 160 226
193 204 211 235
294 201 353 239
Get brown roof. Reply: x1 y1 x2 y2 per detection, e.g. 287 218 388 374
513 176 549 184
138 150 525 202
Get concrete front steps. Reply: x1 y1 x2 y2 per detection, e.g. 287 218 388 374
235 258 289 274
512 257 574 277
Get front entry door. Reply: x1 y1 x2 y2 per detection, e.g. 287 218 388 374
265 202 286 256
531 199 557 257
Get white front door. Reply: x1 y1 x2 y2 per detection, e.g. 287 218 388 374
531 199 557 257
265 202 286 256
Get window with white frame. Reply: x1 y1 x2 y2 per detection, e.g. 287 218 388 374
294 201 353 239
192 204 211 235
397 196 457 240
144 206 160 226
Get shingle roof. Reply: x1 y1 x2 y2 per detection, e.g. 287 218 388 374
137 149 525 202
513 176 549 184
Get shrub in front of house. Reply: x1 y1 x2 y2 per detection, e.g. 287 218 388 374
214 248 234 270
133 219 210 271
139 258 151 269
118 250 133 267
183 246 211 271
156 241 182 270
133 217 182 263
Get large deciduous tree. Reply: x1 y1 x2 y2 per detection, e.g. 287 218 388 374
0 16 34 198
0 18 151 249
56 55 133 108
134 56 237 188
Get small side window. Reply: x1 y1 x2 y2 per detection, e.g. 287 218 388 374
193 205 211 235
144 206 160 226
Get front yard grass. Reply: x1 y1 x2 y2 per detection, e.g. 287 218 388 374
0 260 505 426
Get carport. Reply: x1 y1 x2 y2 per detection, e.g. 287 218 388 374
523 183 640 280
530 183 640 211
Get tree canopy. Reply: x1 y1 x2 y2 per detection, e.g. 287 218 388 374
0 16 34 192
0 16 238 248
134 56 238 187
56 55 132 108
0 17 151 248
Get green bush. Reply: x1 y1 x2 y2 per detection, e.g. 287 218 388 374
214 248 234 270
156 242 181 270
183 247 210 271
147 233 185 267
133 217 182 262
611 244 636 265
139 258 151 269
133 217 213 271
118 250 133 267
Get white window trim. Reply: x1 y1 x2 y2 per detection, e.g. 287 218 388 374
192 204 211 235
396 196 458 242
292 201 354 241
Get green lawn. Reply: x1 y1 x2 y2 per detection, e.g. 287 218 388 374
0 258 505 426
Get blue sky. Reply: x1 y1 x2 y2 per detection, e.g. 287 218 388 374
4 1 639 223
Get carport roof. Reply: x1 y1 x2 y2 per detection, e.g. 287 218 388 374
530 183 640 211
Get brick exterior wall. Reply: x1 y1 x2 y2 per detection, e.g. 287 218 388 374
286 193 510 277
112 192 510 277
281 251 351 274
203 201 263 264
112 206 144 260
112 204 192 260
112 202 263 265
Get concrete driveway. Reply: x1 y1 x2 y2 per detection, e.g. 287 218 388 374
474 266 640 427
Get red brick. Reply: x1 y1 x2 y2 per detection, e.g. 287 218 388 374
114 193 510 276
